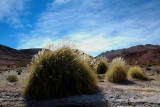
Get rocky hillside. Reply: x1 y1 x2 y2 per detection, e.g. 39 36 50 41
20 48 43 56
97 44 160 65
0 44 31 69
98 44 160 58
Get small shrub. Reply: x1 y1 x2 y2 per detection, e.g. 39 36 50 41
105 57 128 83
96 59 108 74
7 75 18 82
22 45 97 99
128 66 147 80
16 69 22 75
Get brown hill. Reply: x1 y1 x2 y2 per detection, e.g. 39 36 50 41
97 44 160 65
138 49 160 64
20 48 43 56
0 44 31 69
98 44 160 58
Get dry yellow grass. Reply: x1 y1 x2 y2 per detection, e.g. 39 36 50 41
7 75 18 82
128 66 148 80
106 57 128 83
22 40 98 99
95 59 108 74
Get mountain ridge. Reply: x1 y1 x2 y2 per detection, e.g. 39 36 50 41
97 44 160 58
96 44 160 65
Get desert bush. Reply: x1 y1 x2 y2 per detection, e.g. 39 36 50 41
16 69 22 75
7 75 18 82
128 66 147 80
106 57 128 83
22 44 97 99
95 59 108 74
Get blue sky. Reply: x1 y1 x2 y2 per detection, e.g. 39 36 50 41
0 0 160 56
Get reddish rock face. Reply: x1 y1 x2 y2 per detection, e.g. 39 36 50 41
106 49 160 65
138 49 160 64
97 44 160 65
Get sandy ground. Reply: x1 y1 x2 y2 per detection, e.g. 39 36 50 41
0 67 160 107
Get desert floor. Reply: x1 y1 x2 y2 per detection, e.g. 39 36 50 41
0 67 160 107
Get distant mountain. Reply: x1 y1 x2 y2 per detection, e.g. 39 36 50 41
20 48 43 56
98 44 160 58
0 44 31 69
96 44 160 65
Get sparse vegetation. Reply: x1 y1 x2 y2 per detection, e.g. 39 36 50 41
128 66 148 80
95 59 108 74
106 57 128 83
16 61 28 67
16 69 22 75
22 42 97 99
7 75 18 82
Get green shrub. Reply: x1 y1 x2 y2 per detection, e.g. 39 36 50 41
128 66 147 80
7 75 18 82
22 47 97 99
96 59 108 74
16 69 22 75
106 57 127 83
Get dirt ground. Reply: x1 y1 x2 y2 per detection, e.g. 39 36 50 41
0 67 160 107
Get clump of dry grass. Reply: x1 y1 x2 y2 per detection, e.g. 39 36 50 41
106 57 128 83
7 75 18 82
73 49 96 70
95 59 108 74
128 66 148 80
22 40 98 99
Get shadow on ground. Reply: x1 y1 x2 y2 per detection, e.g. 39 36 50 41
115 80 136 85
23 87 107 107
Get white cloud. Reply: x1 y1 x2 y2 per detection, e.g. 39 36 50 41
16 0 160 56
53 0 71 4
0 0 27 28
17 34 54 49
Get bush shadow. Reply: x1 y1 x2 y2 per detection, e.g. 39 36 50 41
23 87 107 107
115 80 136 85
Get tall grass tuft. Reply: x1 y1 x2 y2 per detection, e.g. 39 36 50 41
22 40 97 99
106 57 128 83
128 66 148 80
95 59 108 74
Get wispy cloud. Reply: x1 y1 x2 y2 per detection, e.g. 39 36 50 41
0 0 28 28
16 0 160 56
